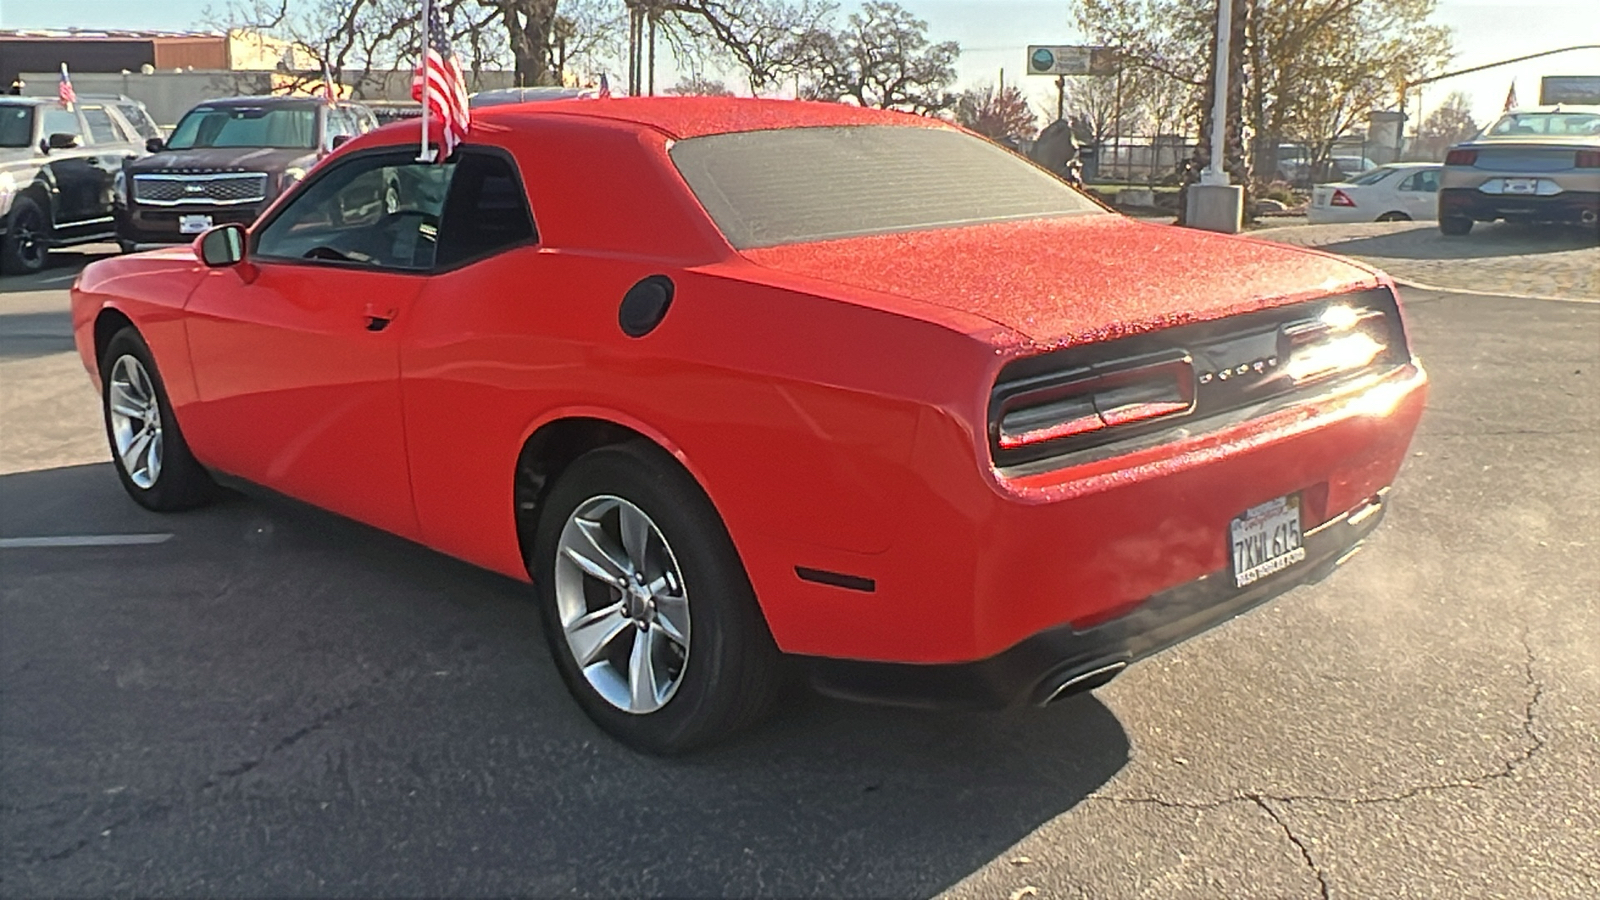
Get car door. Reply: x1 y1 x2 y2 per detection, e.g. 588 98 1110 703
182 149 453 539
37 106 101 226
77 103 136 224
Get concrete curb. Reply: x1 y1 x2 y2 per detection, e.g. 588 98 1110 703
1394 280 1600 305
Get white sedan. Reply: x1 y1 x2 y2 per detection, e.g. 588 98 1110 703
1308 163 1442 223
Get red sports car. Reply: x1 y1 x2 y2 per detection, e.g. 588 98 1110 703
72 98 1427 753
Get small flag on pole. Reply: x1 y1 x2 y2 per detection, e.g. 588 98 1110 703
411 0 470 162
1503 79 1518 112
597 74 612 99
321 60 338 105
58 63 76 109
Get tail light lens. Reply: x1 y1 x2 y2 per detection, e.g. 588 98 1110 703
1445 148 1478 166
1576 150 1600 168
1330 189 1356 207
1281 305 1389 385
995 352 1195 451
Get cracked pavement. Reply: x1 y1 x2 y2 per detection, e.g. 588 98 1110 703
4 251 1599 897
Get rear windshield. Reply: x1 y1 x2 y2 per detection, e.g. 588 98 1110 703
167 105 317 150
0 105 33 148
1485 112 1600 138
670 125 1103 249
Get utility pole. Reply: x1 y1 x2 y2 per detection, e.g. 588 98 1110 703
1186 0 1245 233
1056 75 1065 122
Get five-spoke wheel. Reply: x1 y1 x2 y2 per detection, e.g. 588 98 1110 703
100 328 215 511
533 441 781 754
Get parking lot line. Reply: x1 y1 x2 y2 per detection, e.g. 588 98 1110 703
0 533 173 548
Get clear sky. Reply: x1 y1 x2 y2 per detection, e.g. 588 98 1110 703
3 0 1596 128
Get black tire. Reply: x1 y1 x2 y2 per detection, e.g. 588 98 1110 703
1376 211 1411 222
531 441 781 754
100 328 216 511
2 194 49 275
1440 215 1473 236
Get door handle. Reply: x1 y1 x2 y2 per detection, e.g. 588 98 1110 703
364 303 397 332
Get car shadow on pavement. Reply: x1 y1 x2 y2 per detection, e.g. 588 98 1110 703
0 248 116 294
1315 221 1600 260
0 309 76 360
1 463 1130 898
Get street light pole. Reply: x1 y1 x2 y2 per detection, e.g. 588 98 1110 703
1202 0 1231 186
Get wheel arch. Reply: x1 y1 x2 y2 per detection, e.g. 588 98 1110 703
512 410 725 578
93 307 138 371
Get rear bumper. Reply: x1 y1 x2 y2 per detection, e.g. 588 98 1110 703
1440 187 1600 223
804 489 1388 709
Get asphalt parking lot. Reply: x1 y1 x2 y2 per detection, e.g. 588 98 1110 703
2 240 1597 898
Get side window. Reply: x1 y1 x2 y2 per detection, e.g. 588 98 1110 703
1418 169 1439 192
40 107 83 143
116 103 162 140
255 152 455 270
323 107 356 148
1397 172 1418 191
433 152 537 268
81 106 121 144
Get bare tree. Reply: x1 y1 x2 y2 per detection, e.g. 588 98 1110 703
955 82 1038 142
656 0 836 93
1413 90 1477 161
665 75 736 95
796 2 958 113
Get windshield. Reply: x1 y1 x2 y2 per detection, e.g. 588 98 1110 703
167 105 317 150
0 105 33 148
1484 112 1600 138
671 125 1103 249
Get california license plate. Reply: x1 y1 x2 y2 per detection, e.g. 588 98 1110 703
1230 494 1306 588
179 214 213 234
1504 178 1537 195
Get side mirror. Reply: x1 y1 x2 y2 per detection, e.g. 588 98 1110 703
331 133 354 149
198 223 247 268
145 136 165 153
46 132 81 151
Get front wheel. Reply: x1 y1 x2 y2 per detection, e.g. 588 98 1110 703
101 328 216 511
1439 215 1473 236
532 442 781 754
1 195 49 274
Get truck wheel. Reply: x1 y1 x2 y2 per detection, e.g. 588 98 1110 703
1439 216 1473 236
1 195 49 274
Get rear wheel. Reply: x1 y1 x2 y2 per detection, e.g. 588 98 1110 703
1376 211 1411 222
101 328 216 511
531 441 781 754
1 195 49 275
1440 215 1473 236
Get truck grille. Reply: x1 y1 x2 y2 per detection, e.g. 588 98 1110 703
133 173 269 206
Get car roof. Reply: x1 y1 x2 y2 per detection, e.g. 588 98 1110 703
1501 104 1600 115
472 96 941 140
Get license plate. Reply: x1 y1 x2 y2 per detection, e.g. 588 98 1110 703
1230 494 1305 588
179 214 213 234
1504 178 1538 195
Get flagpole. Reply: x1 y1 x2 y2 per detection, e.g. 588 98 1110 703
418 0 432 162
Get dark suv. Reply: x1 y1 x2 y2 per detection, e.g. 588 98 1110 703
0 95 156 274
117 96 377 248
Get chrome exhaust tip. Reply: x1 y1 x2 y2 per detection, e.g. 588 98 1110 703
1036 660 1128 706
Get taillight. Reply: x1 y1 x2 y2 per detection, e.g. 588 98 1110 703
1445 148 1478 166
1330 189 1356 207
995 352 1195 451
1576 149 1600 168
1281 305 1389 385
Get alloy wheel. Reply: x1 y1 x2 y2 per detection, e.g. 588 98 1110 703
11 206 44 268
554 495 691 714
107 355 164 489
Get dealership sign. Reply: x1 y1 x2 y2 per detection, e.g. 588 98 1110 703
1540 76 1600 105
1027 46 1119 77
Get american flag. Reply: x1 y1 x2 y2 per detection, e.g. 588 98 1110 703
321 60 337 106
1503 79 1518 112
597 74 612 99
58 63 76 109
411 0 470 161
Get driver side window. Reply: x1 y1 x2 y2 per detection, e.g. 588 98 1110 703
255 152 454 270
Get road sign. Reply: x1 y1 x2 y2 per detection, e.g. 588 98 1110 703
1540 75 1600 105
1027 46 1118 77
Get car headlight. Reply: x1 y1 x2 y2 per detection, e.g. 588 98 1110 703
0 171 15 217
112 170 127 205
281 166 307 191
